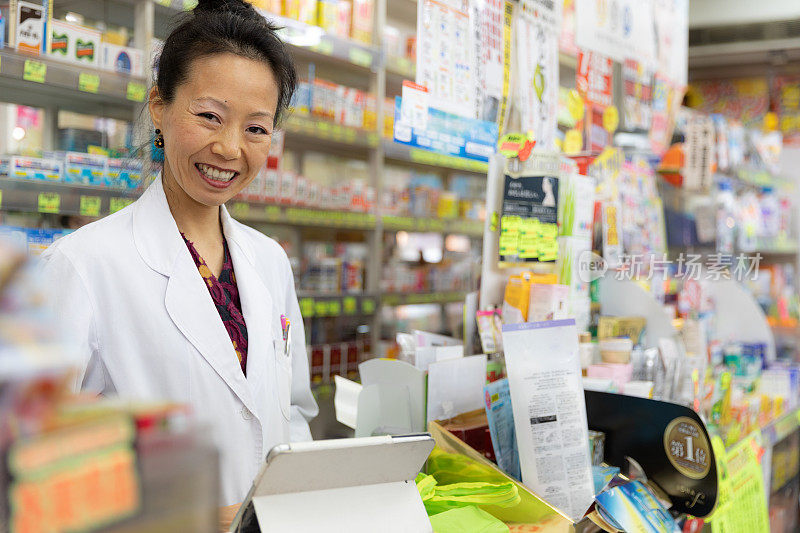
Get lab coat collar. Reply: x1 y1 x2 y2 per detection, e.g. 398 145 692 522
132 176 261 419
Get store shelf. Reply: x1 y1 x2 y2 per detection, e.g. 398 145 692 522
0 177 140 217
152 0 380 71
382 215 483 236
297 292 378 317
383 141 490 173
381 291 469 306
283 114 379 150
229 201 375 230
0 48 147 119
761 407 800 448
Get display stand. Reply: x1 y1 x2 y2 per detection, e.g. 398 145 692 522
598 277 677 349
707 278 776 362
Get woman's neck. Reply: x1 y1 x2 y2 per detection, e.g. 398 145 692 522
162 163 223 244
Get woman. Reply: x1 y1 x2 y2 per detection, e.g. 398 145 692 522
41 0 317 512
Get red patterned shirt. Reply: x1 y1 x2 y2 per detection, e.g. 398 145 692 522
181 234 248 375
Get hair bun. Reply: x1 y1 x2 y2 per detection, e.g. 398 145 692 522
194 0 256 16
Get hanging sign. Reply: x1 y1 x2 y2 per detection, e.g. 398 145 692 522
575 0 656 67
416 0 476 118
653 0 688 86
473 0 505 123
576 51 612 108
393 97 498 162
515 8 560 150
622 59 653 131
499 173 559 263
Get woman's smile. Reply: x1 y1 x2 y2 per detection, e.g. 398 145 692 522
195 162 239 189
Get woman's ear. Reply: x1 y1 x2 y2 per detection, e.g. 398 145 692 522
148 86 164 130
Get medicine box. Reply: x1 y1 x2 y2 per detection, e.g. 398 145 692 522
101 43 145 76
10 156 62 181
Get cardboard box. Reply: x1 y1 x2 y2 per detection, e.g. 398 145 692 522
285 0 317 25
64 151 107 185
101 42 144 76
10 156 62 181
351 0 373 45
16 1 44 56
48 20 101 67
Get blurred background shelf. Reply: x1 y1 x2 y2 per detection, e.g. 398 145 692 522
0 177 140 217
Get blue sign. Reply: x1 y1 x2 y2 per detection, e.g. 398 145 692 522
392 97 498 162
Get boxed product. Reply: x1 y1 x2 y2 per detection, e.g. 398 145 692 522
318 0 351 38
291 81 312 115
249 0 283 14
49 20 102 67
527 283 570 322
106 158 144 189
383 97 395 138
63 152 107 185
100 43 144 76
279 171 297 205
10 156 62 181
341 88 365 128
285 0 317 25
16 1 44 55
0 155 10 176
312 79 339 121
363 94 377 131
351 0 373 45
263 169 280 202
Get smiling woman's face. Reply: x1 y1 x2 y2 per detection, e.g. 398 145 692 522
150 52 279 207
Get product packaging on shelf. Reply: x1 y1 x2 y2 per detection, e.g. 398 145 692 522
16 1 44 55
106 158 143 189
249 0 283 15
350 0 373 45
285 0 317 25
10 156 63 181
63 151 107 185
100 43 145 76
318 0 351 39
48 20 101 67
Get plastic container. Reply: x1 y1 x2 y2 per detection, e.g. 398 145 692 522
599 337 633 364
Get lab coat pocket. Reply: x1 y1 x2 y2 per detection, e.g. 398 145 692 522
273 339 293 421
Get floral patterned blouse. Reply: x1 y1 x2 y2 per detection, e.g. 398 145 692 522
181 234 249 375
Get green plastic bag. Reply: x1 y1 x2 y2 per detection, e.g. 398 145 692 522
415 472 520 516
428 506 510 533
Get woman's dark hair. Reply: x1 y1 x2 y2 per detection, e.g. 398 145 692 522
156 0 296 127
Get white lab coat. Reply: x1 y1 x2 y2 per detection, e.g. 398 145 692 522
40 176 318 505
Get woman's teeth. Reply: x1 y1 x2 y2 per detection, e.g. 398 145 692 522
197 163 236 182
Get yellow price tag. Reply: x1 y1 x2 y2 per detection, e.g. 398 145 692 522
348 47 372 67
79 195 101 217
0 190 3 209
603 105 619 133
567 89 585 121
78 72 100 94
343 297 357 315
109 197 134 213
126 82 147 102
38 192 60 214
23 60 47 83
312 40 334 56
564 128 583 154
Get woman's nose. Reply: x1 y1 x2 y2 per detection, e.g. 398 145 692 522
211 128 242 160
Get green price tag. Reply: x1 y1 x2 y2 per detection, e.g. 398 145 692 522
155 0 171 6
182 0 198 9
311 40 334 56
0 190 3 209
300 298 315 317
79 195 101 216
362 298 376 314
78 72 100 94
343 297 357 315
315 300 329 317
126 82 147 102
23 60 47 83
38 192 60 214
328 300 342 316
109 197 133 214
231 202 250 217
348 47 373 67
265 205 281 220
317 122 332 136
367 132 379 146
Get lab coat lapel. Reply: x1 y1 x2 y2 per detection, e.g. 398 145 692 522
221 209 275 391
133 177 257 415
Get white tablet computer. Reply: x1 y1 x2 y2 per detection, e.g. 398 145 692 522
231 433 435 533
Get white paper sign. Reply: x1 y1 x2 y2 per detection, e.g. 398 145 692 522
417 0 476 118
515 10 560 150
653 0 688 86
426 354 488 422
575 0 657 67
501 319 595 521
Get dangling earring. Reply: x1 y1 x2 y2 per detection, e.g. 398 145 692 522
154 128 164 149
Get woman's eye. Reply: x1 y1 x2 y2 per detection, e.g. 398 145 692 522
198 112 219 122
247 125 269 135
